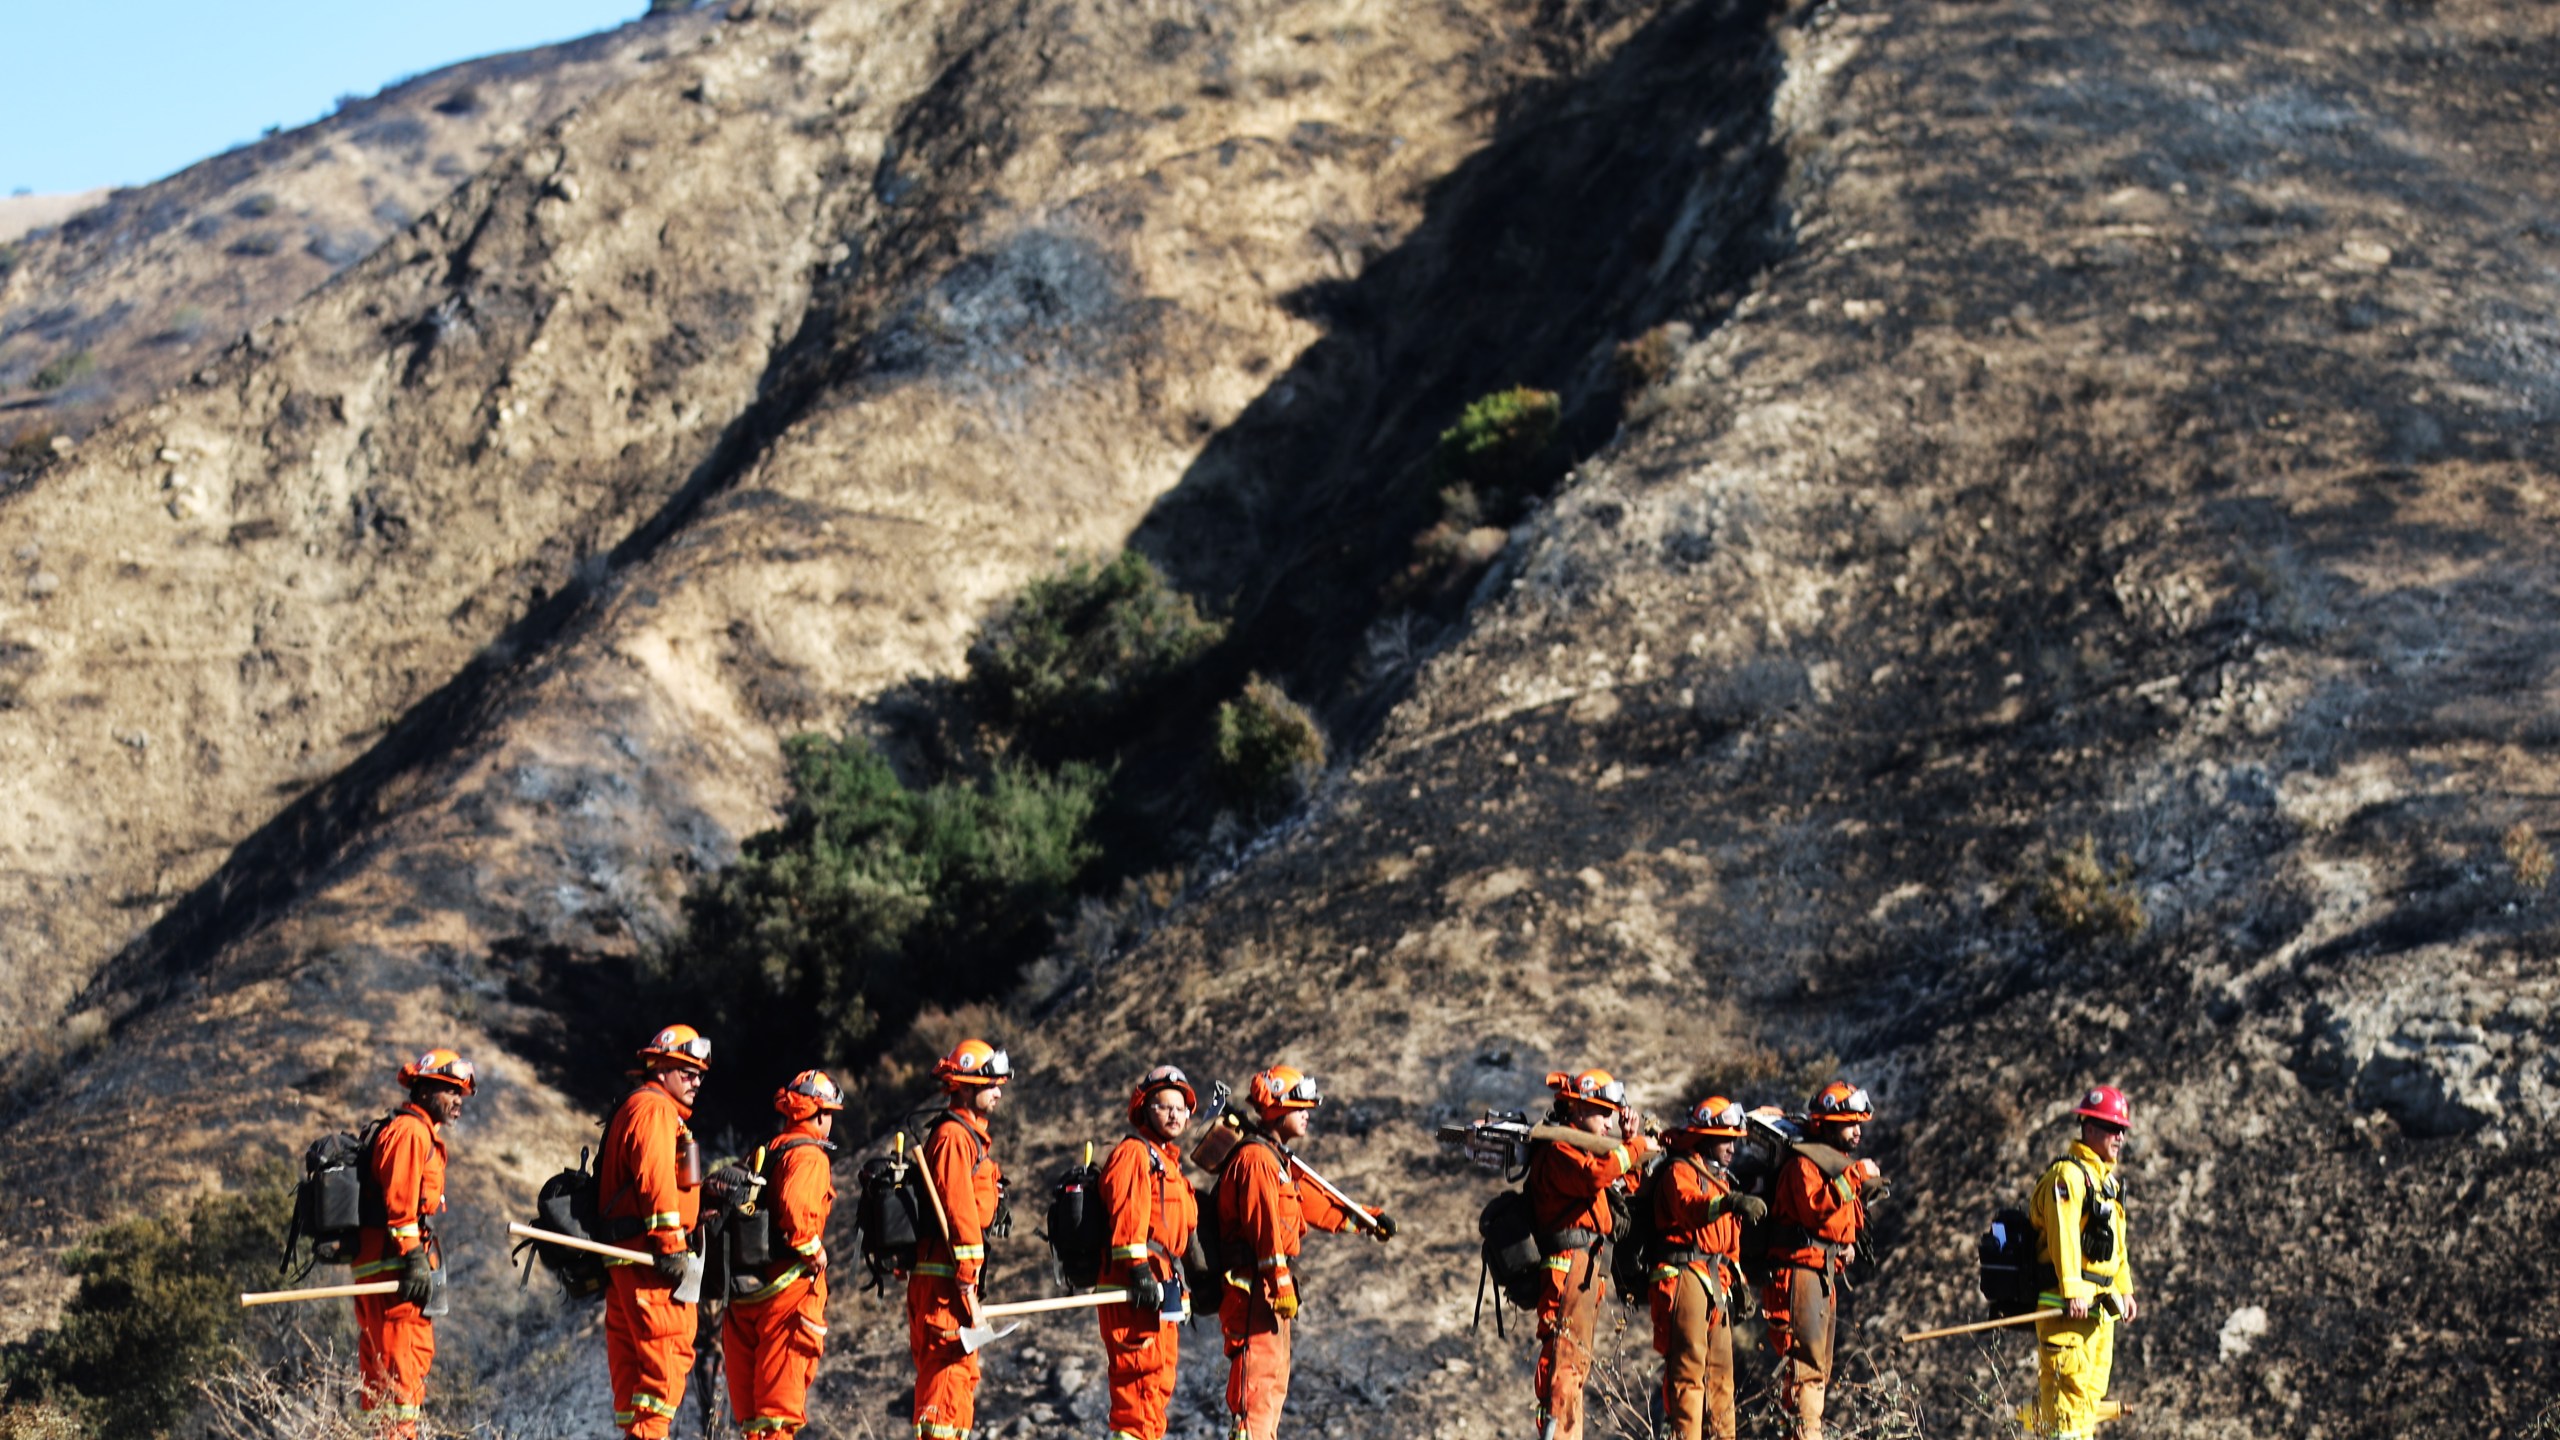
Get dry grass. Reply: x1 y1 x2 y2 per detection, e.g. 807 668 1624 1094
2031 835 2145 943
2503 822 2552 892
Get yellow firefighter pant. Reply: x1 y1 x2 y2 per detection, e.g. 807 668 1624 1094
2031 1310 2116 1439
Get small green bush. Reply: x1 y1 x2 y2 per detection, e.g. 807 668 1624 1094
1434 386 1560 515
3 1186 287 1436
966 551 1224 757
672 734 1105 1063
2032 835 2145 942
1211 675 1326 813
28 351 92 393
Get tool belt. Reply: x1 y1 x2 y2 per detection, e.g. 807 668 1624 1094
1541 1226 1602 1255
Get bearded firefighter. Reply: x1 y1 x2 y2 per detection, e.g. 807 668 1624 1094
1761 1081 1888 1440
1648 1096 1765 1440
1218 1064 1392 1440
909 1038 1009 1440
599 1024 712 1440
1097 1064 1201 1440
1527 1068 1653 1440
722 1068 843 1439
351 1048 475 1439
2025 1085 2139 1440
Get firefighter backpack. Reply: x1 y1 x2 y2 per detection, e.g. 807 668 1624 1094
518 1147 611 1300
1610 1158 1676 1305
1043 1145 1110 1290
1980 1156 2117 1318
717 1136 833 1273
282 1117 389 1279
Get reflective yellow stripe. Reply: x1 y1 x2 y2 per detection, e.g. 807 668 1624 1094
1109 1243 1150 1260
790 1235 824 1256
387 1222 422 1238
914 1263 957 1277
614 1410 637 1426
1611 1145 1632 1170
353 1258 406 1278
632 1393 678 1417
743 1420 794 1435
917 1423 969 1438
951 1244 986 1260
1544 1256 1574 1272
645 1210 684 1231
1257 1255 1287 1270
731 1262 808 1303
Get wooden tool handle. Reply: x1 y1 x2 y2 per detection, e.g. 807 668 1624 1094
979 1289 1137 1320
239 1280 400 1307
1284 1155 1386 1234
1526 1124 1627 1154
1898 1307 2065 1343
505 1221 657 1265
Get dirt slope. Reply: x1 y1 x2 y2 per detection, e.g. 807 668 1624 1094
1001 2 2560 1437
0 0 1763 1376
7 0 2556 1437
0 8 718 441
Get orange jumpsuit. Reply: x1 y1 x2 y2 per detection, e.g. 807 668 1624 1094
1648 1154 1745 1440
598 1079 705 1440
1526 1133 1644 1440
1759 1143 1869 1440
1097 1133 1198 1440
908 1110 1001 1440
1217 1139 1364 1440
723 1125 836 1438
353 1103 445 1440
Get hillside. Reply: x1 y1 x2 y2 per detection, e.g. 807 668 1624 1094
5 0 2557 1437
0 7 718 444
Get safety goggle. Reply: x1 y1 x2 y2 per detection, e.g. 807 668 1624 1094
1692 1101 1743 1130
661 1035 713 1063
1139 1064 1191 1093
1278 1073 1322 1105
790 1071 844 1105
956 1048 1011 1080
1574 1078 1627 1107
416 1055 475 1088
1840 1087 1871 1113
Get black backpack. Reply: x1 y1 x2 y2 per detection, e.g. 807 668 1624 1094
1043 1148 1109 1290
854 1113 985 1292
1476 1188 1547 1314
282 1116 390 1279
1979 1157 2113 1317
518 1146 612 1300
721 1136 833 1273
1610 1156 1681 1305
1978 1205 2042 1316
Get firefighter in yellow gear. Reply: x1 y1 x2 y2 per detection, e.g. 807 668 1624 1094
2024 1085 2139 1440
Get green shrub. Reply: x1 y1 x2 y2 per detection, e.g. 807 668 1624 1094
2032 834 2145 942
3 1186 287 1436
671 734 1105 1063
1211 675 1326 814
28 351 92 393
1434 386 1560 515
966 551 1224 757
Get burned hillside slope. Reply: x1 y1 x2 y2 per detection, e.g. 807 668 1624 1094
0 0 1793 1401
1012 2 2560 1437
0 8 724 442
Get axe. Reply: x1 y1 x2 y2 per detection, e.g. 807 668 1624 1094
1283 1153 1391 1238
505 1223 705 1303
903 1134 1021 1354
239 1280 398 1307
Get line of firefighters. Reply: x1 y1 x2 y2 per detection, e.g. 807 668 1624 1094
349 1028 2136 1440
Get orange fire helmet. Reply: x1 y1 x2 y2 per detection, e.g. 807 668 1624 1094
1680 1095 1747 1138
774 1068 846 1121
2073 1084 2131 1130
1127 1063 1199 1122
1547 1068 1627 1112
638 1023 713 1073
1248 1064 1322 1121
398 1048 477 1096
934 1038 1012 1089
1808 1080 1872 1125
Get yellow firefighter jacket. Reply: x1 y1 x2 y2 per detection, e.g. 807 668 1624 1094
2030 1139 2134 1305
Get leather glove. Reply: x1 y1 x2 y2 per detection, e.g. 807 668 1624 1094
1370 1211 1398 1242
396 1250 434 1307
1127 1269 1165 1312
1725 1193 1768 1224
652 1250 691 1285
1270 1292 1299 1320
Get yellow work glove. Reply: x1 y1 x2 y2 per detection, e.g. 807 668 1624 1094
1271 1292 1299 1320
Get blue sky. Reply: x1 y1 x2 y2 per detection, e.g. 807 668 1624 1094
1 1 644 195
